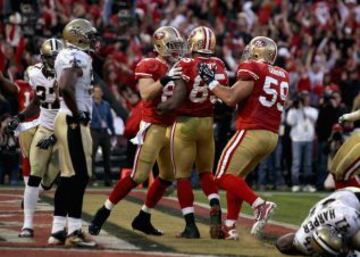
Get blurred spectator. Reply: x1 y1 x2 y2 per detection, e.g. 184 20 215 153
0 114 19 185
287 92 318 192
316 89 347 189
91 85 115 187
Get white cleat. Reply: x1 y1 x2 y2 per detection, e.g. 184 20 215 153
222 224 239 240
251 201 277 236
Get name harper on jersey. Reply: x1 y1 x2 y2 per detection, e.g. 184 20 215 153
303 209 336 233
268 66 286 78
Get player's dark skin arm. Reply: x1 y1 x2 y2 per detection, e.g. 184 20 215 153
58 67 83 116
211 80 254 107
0 71 19 94
19 94 41 119
156 79 187 115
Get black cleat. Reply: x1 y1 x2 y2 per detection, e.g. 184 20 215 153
48 229 67 245
19 228 34 238
176 224 200 239
88 206 111 235
132 211 163 236
210 205 224 239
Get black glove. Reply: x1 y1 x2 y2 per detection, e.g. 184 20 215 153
74 111 90 126
7 113 25 133
36 134 57 149
198 62 215 84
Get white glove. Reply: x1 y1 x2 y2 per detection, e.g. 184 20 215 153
338 114 349 124
167 66 183 80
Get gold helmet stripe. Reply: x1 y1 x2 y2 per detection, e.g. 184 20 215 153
206 27 212 50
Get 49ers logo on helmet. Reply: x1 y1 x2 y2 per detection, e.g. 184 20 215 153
154 31 165 40
254 39 266 47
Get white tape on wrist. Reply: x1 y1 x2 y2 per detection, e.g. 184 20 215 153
208 80 219 91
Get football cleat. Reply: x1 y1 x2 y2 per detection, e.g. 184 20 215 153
88 206 111 235
176 224 200 239
132 211 163 236
222 224 239 240
18 228 34 238
65 229 97 248
48 230 67 245
209 205 223 239
251 201 277 236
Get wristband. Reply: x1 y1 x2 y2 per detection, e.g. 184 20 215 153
208 80 220 91
160 76 172 87
17 113 25 122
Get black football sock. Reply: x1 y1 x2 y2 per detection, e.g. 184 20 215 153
209 198 220 207
184 213 195 226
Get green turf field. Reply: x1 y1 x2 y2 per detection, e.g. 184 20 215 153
191 190 328 225
80 189 330 257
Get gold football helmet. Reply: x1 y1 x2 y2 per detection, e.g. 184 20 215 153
40 38 64 72
153 26 185 61
311 225 347 257
187 26 216 55
63 18 97 51
248 36 277 64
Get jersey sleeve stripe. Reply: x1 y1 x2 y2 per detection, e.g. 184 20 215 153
237 69 259 80
135 72 153 77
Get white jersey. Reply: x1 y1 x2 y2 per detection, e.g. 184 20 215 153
28 63 58 130
54 48 93 116
294 187 360 255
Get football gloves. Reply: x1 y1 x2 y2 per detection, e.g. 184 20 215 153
160 66 183 86
198 62 215 84
74 111 90 126
37 134 57 149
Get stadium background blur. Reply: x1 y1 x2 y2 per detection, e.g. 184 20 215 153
0 0 359 191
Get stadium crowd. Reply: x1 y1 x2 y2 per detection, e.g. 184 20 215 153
0 0 359 191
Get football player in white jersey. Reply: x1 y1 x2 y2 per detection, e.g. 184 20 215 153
16 38 64 238
48 18 97 248
276 187 360 256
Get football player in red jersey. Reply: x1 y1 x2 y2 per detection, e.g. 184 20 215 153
198 36 290 239
157 26 228 239
0 69 39 185
89 26 185 236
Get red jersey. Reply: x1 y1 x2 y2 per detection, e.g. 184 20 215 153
134 58 175 126
15 79 37 122
235 60 289 133
177 57 228 117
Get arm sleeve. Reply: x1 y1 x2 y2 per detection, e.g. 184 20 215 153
287 109 297 126
236 62 260 81
134 60 153 80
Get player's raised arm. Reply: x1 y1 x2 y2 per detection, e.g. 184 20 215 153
0 71 19 94
58 65 82 116
156 78 187 114
198 63 254 107
339 109 360 123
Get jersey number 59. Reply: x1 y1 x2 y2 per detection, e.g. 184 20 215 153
259 76 289 112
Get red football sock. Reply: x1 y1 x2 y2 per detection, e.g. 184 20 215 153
216 174 258 205
177 178 194 209
22 157 30 177
108 175 137 205
199 172 219 196
335 177 360 189
145 177 171 208
226 191 243 221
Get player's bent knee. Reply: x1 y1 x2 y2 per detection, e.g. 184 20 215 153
132 173 147 185
27 175 42 187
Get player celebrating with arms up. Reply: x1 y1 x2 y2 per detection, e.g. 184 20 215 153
157 26 227 239
198 36 289 238
89 26 185 236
